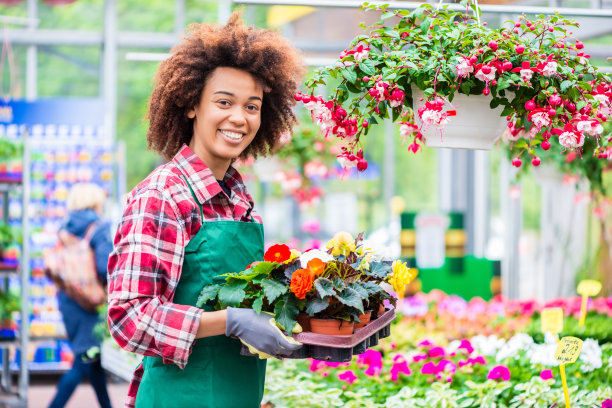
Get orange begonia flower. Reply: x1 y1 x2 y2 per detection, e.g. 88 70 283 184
306 258 326 277
264 244 291 263
290 268 314 299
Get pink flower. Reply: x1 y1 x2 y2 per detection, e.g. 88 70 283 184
470 356 487 365
540 369 554 380
346 44 370 61
390 357 412 381
421 361 437 375
487 365 511 381
389 88 405 108
458 339 474 355
412 353 428 362
428 346 446 358
338 369 358 384
602 398 612 408
475 64 496 82
552 123 584 149
455 56 474 78
357 349 383 377
417 339 434 348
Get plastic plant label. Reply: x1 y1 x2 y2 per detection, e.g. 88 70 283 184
554 336 583 364
577 279 602 297
541 307 563 335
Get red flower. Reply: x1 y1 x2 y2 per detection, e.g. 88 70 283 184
263 244 291 263
290 268 314 299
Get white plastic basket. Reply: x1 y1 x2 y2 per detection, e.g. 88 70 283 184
412 86 507 150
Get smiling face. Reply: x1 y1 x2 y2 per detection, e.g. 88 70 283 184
188 67 263 179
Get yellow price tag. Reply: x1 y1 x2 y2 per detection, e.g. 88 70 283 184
541 307 563 335
577 279 602 297
554 336 583 364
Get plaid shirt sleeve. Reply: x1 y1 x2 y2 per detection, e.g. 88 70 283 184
107 186 203 371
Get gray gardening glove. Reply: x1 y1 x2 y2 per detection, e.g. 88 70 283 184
225 307 302 359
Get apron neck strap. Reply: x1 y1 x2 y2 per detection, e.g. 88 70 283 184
181 175 204 221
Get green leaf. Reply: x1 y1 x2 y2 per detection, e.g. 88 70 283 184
262 278 288 304
252 296 263 314
196 284 222 308
218 280 247 307
501 105 513 116
348 282 369 299
369 261 392 279
306 297 330 315
560 80 574 93
274 294 299 333
251 261 277 276
340 68 357 84
460 82 472 95
335 287 364 314
496 78 510 91
314 278 335 298
359 59 376 76
332 277 346 291
360 281 384 295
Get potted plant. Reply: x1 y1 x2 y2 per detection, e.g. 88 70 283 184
197 231 418 335
295 0 611 172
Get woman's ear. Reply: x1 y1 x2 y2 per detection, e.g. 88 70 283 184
187 108 196 119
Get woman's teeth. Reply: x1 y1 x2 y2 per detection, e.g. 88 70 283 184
220 130 243 140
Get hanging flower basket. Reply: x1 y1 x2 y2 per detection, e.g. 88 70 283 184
296 1 611 172
412 85 507 149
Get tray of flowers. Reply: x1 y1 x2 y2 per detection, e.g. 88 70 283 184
197 232 416 362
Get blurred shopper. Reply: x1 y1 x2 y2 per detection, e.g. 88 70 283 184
49 183 113 408
107 13 304 408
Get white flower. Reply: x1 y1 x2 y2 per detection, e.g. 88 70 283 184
420 109 449 128
594 94 612 115
577 120 604 136
455 57 474 78
559 131 583 148
299 249 334 268
470 335 505 357
520 69 533 82
475 66 496 82
496 333 534 362
337 156 357 170
531 112 551 128
312 103 335 130
541 61 558 76
579 339 602 373
400 124 412 139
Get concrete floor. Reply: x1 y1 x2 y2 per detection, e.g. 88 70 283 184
28 374 129 408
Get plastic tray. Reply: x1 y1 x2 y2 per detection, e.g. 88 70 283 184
240 307 396 362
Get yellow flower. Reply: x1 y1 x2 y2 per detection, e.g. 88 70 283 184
325 231 356 257
359 252 373 271
284 249 302 264
388 260 418 299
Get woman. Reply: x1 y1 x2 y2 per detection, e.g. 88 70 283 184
49 183 113 408
107 13 304 408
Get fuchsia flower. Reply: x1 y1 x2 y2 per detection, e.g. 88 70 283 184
338 370 358 384
389 88 405 108
346 44 370 61
540 369 554 380
552 123 585 149
455 56 474 78
487 365 511 381
536 54 558 76
528 108 551 129
602 399 612 408
417 97 452 128
572 115 604 136
512 61 538 82
474 64 497 82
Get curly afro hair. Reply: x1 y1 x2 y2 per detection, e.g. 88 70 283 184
146 12 305 161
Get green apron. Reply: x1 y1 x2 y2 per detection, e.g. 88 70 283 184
135 178 266 408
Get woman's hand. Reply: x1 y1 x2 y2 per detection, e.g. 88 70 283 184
225 307 302 358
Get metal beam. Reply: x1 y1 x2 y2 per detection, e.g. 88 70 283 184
234 0 612 18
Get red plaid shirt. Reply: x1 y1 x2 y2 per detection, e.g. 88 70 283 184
107 144 261 408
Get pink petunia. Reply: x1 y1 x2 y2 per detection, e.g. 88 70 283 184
540 369 554 380
338 370 358 384
412 353 428 363
428 346 446 358
421 361 437 375
487 365 511 381
602 399 612 408
458 339 474 355
357 349 383 377
390 360 412 381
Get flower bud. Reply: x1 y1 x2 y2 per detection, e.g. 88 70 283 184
483 87 490 95
541 140 551 150
294 93 302 101
502 61 513 71
481 65 492 75
525 100 536 111
357 159 368 172
549 94 562 106
515 45 525 54
488 41 498 51
531 156 541 167
512 157 522 167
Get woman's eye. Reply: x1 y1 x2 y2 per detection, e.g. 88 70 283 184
217 100 231 106
246 104 260 111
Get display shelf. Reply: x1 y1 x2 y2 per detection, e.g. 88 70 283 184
0 262 19 273
10 362 70 374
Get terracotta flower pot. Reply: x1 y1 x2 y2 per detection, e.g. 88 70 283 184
297 312 311 332
309 318 354 335
354 310 372 329
378 304 386 316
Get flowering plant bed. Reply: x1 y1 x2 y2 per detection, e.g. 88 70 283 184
197 232 417 335
297 1 612 172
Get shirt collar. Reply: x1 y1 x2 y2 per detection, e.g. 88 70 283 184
172 144 254 213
